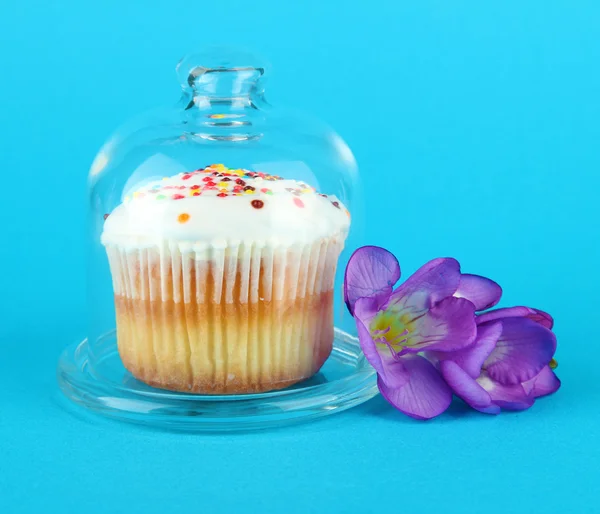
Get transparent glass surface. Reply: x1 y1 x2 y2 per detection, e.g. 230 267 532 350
58 48 372 427
57 329 377 431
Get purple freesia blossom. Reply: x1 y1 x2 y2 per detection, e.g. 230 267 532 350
344 246 560 419
440 308 559 414
345 246 500 419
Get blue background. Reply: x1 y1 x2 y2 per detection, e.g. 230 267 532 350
1 1 599 512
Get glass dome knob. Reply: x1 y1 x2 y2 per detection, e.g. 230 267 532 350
176 47 267 99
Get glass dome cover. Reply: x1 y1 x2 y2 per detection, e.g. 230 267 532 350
59 48 374 428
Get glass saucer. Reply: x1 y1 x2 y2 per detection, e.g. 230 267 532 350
57 328 378 431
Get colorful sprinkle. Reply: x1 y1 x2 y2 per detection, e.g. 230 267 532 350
103 213 110 220
126 165 330 206
178 213 191 223
332 201 340 209
251 199 264 209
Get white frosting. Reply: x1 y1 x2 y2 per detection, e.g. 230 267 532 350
101 167 350 251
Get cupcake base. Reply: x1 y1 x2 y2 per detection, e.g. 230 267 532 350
105 237 343 394
115 292 333 394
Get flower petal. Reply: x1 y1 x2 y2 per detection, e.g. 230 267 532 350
477 373 534 411
477 306 532 324
484 317 556 385
354 297 409 389
526 309 554 330
354 299 386 379
436 321 502 378
344 246 400 315
353 295 379 325
403 296 477 353
477 306 554 329
384 258 461 316
522 365 561 398
454 274 502 311
440 360 500 414
378 355 453 420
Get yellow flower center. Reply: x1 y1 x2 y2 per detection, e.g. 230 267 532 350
370 309 412 359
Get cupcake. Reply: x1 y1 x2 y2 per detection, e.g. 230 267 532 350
101 164 350 394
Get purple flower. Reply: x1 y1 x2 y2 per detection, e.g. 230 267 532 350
440 307 559 414
344 246 499 419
